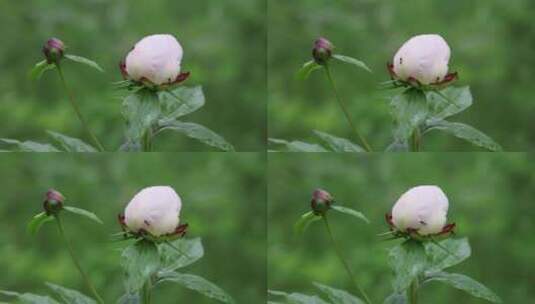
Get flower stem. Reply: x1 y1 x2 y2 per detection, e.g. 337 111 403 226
323 65 372 152
408 279 419 304
55 215 105 304
142 278 153 304
141 129 153 152
322 215 372 304
55 64 105 151
410 127 422 152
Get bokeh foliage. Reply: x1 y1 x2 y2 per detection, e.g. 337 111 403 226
0 0 266 151
268 153 535 303
268 0 535 151
0 153 266 303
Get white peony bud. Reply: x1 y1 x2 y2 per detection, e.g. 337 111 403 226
392 34 451 85
391 185 449 235
125 34 183 85
124 186 182 237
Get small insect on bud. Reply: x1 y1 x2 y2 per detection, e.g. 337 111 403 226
43 189 65 216
310 188 334 215
42 38 65 64
312 37 334 65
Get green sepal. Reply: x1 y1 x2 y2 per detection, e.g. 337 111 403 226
294 211 321 235
27 212 54 235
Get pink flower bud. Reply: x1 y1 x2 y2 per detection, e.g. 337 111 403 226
391 185 449 235
43 189 65 215
312 37 333 65
42 38 65 64
392 34 451 85
124 34 184 86
310 188 333 215
124 186 182 237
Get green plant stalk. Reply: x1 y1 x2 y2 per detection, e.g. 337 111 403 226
410 127 422 152
141 129 153 152
142 278 152 304
322 215 372 304
324 65 373 152
55 64 105 151
55 215 105 304
408 279 419 304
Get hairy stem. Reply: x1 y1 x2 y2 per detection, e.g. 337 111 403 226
55 215 104 304
408 279 419 304
324 65 372 152
55 64 105 151
322 215 372 304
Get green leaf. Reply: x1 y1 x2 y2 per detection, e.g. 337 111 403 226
385 139 409 152
388 240 428 292
425 272 502 303
160 237 204 271
332 54 372 73
65 54 104 72
157 120 235 151
390 89 428 141
313 282 366 304
47 131 97 152
297 60 322 80
117 293 140 304
268 290 329 304
425 237 471 273
331 205 370 224
63 206 103 224
0 290 60 304
158 272 235 304
122 90 161 145
425 120 502 151
313 130 365 152
427 86 472 120
0 138 60 152
27 212 54 235
45 282 96 304
383 293 407 304
121 240 160 293
159 86 205 119
268 138 328 152
119 141 142 152
29 60 56 80
294 211 321 235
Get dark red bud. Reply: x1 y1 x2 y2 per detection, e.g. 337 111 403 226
310 188 333 215
312 37 333 65
43 38 65 64
43 189 65 215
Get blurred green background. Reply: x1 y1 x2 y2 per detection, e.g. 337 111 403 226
268 0 535 151
0 0 266 151
268 153 535 303
0 153 266 303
